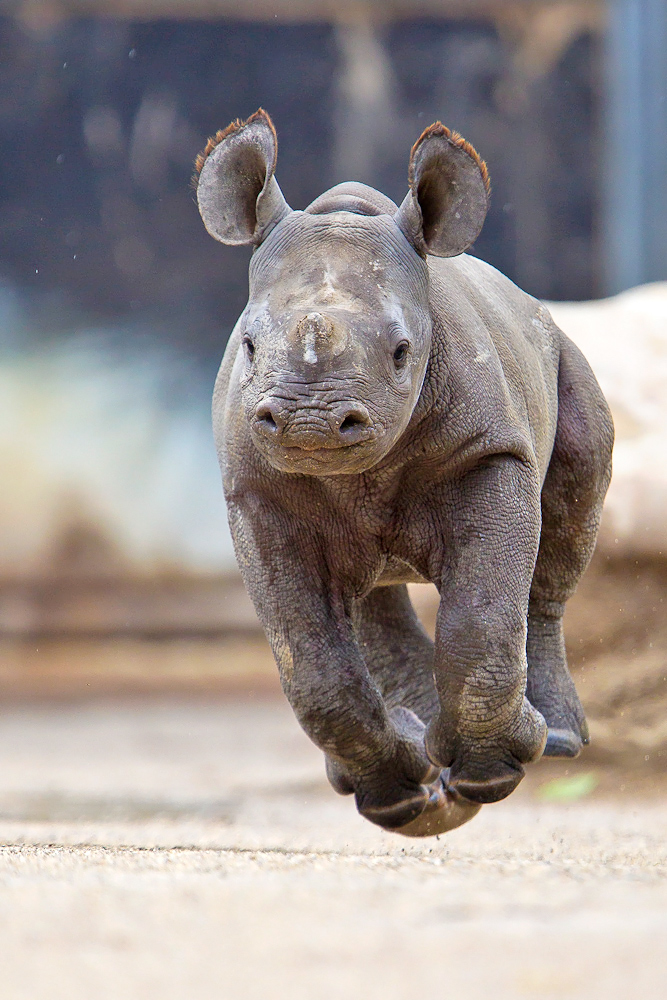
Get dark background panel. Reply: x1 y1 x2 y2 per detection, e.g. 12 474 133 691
0 15 599 366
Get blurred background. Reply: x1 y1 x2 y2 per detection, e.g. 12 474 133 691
0 0 666 780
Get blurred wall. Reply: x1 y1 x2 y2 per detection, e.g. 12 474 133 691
603 0 667 292
1 3 602 356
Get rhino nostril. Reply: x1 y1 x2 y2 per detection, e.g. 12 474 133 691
340 414 364 433
337 406 371 437
255 404 281 434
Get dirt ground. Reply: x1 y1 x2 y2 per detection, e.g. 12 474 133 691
0 695 665 1000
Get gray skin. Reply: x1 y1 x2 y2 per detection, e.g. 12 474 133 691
196 110 613 836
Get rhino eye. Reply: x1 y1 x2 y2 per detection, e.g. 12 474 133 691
393 341 409 367
242 335 255 361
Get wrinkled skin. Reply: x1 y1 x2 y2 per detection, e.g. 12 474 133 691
197 111 614 836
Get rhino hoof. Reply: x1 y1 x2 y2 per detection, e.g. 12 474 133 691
543 728 583 758
394 774 481 837
363 771 481 838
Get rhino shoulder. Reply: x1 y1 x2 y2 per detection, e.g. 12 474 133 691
423 254 561 476
428 253 561 369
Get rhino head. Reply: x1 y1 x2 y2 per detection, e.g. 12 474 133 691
195 109 490 476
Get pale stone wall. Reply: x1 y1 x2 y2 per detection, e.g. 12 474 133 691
547 282 667 560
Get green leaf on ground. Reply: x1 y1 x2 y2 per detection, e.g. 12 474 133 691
537 772 598 802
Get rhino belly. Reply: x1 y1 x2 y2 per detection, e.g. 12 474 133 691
375 557 430 587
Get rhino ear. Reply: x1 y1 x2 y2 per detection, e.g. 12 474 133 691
395 122 490 258
194 109 291 246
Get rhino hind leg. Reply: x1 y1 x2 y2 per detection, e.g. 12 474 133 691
527 334 614 757
352 584 438 723
526 614 587 757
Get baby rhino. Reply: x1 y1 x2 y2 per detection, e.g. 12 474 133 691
195 110 613 836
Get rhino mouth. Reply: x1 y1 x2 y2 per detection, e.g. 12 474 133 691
251 429 383 476
262 437 376 464
280 441 373 461
279 426 376 450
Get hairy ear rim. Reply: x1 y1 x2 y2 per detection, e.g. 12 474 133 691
408 120 491 199
398 120 491 258
192 107 277 189
194 108 290 247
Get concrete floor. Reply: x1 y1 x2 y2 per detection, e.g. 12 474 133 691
0 696 665 1000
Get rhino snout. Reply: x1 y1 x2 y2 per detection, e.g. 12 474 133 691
253 399 374 450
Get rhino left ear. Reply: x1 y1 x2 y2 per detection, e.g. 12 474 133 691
194 108 291 246
395 122 490 258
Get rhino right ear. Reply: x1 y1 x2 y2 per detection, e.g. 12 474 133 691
395 121 490 258
194 109 291 246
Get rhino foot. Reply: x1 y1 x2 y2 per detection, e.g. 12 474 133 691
535 697 589 758
361 770 481 838
543 725 588 758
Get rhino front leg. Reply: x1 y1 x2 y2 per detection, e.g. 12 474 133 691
425 457 548 804
339 584 480 836
228 498 461 832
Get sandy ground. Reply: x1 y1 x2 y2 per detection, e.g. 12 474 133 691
0 697 665 1000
